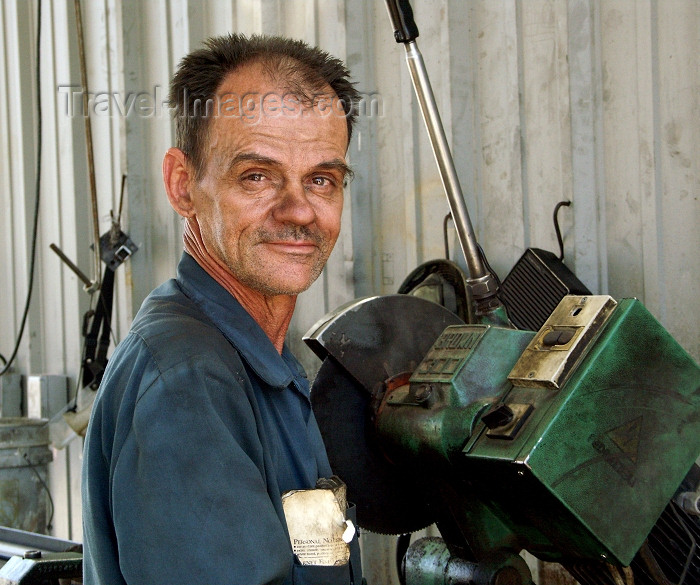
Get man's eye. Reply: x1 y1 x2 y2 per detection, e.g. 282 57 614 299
245 173 265 181
311 176 333 187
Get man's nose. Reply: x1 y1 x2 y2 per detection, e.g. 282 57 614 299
272 182 316 225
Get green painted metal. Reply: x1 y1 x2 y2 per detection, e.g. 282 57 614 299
404 538 453 585
374 297 699 569
463 298 700 565
404 537 534 585
375 325 534 464
475 303 511 328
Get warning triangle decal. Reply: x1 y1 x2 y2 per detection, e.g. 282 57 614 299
607 416 643 464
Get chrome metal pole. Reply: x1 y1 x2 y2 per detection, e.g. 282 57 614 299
402 42 500 303
384 0 506 321
403 42 485 281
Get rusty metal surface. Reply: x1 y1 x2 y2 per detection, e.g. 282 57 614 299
0 420 52 535
539 562 580 585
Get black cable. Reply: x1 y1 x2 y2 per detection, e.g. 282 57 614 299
1 0 42 376
553 200 571 261
23 452 54 532
102 286 118 348
443 212 452 259
78 294 97 391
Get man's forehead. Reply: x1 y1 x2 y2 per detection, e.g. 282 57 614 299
217 62 279 95
208 134 349 170
203 104 350 177
195 62 350 171
216 62 338 106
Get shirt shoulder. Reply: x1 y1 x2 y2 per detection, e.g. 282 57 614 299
129 279 229 366
90 280 251 461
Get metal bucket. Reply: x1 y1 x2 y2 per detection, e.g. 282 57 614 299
0 418 53 534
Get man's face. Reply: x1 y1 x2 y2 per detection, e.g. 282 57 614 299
189 64 349 296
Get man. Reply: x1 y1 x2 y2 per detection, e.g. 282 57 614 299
82 34 363 585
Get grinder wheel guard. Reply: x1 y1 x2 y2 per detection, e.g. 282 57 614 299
308 295 464 535
312 357 434 535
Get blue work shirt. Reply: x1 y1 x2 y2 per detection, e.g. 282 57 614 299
82 252 362 585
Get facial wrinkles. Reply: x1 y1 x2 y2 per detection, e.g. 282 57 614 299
199 182 335 296
233 241 329 296
192 73 345 295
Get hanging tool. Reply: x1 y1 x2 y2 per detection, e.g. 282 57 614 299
73 0 102 293
384 0 506 325
51 175 137 441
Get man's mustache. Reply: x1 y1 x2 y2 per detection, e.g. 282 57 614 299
256 225 324 246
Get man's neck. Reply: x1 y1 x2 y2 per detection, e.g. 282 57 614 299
183 218 295 353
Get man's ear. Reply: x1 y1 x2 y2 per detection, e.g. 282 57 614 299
163 147 195 218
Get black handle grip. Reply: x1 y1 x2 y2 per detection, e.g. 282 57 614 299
384 0 419 43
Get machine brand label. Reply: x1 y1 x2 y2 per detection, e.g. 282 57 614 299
413 328 484 381
433 330 482 350
589 416 643 487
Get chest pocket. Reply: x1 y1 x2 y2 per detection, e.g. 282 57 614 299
291 504 363 585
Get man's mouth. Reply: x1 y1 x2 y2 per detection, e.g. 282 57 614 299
264 240 318 254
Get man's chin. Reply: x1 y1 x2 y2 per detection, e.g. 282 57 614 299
269 274 320 296
242 271 322 297
227 253 327 297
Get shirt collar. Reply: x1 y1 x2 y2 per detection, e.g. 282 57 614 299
175 252 304 389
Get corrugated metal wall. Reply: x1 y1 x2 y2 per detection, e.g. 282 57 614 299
1 0 698 577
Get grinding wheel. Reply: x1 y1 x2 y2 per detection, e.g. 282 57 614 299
306 294 464 534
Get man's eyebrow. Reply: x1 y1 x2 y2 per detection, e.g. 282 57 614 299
225 152 281 173
226 153 354 182
316 159 354 182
